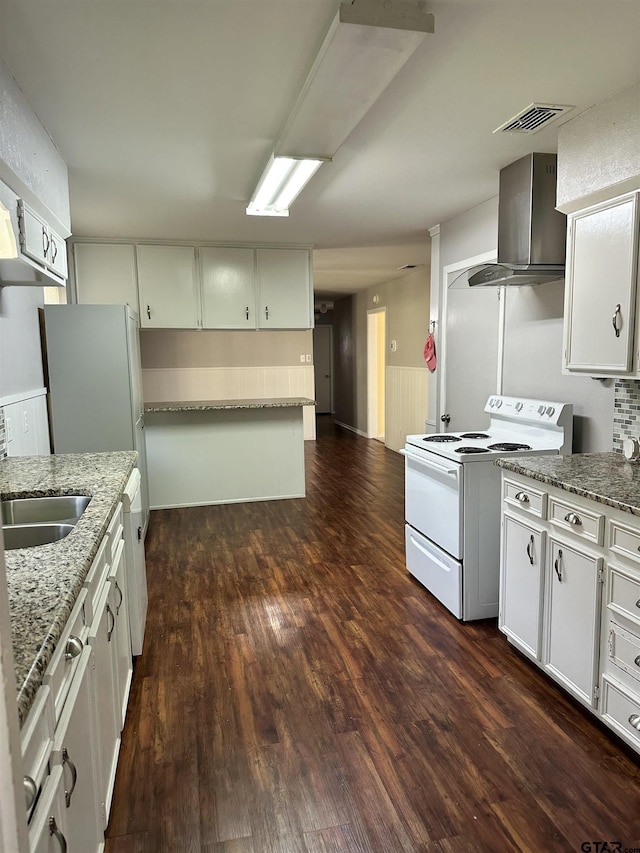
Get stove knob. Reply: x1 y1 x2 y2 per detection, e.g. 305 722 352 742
538 405 545 415
546 406 555 416
515 402 523 412
496 399 502 408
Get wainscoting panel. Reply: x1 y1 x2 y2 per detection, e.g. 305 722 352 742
142 366 317 440
0 390 50 457
385 366 429 453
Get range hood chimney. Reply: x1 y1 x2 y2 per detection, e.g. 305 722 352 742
468 152 566 287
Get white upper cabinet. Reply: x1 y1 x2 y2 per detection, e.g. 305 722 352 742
563 192 640 376
75 243 138 306
256 248 313 329
137 244 199 329
18 200 68 283
200 246 255 329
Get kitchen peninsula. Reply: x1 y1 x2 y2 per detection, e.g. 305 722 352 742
143 397 315 509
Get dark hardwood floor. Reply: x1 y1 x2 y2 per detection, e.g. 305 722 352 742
105 417 640 852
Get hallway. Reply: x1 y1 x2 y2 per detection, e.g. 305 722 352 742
105 418 640 852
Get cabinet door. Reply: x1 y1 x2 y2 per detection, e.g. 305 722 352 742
544 538 603 706
137 244 199 328
256 248 313 329
53 646 103 853
564 193 640 374
109 538 133 731
201 246 256 328
88 583 120 829
500 514 545 660
29 766 69 853
75 243 137 306
19 202 49 267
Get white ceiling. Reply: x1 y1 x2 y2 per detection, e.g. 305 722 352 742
1 0 639 301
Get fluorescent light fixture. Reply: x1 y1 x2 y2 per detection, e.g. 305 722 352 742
246 156 325 217
247 1 432 216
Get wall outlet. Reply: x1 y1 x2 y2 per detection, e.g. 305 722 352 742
305 354 312 363
390 340 397 352
23 410 29 433
300 354 306 363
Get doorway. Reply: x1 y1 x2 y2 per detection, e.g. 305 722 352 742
313 325 333 414
367 308 386 441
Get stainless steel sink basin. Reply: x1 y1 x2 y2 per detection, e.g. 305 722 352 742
2 523 75 550
1 495 90 526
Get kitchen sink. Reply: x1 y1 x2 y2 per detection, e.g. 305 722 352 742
1 495 90 526
2 523 75 550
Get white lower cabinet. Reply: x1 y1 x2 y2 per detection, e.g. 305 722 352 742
500 471 640 755
22 497 134 849
500 514 545 660
544 538 603 706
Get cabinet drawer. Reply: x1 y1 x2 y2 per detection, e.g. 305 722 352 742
83 536 109 624
21 685 54 815
106 502 124 560
43 589 88 722
607 563 640 629
606 621 640 684
609 519 640 565
548 496 604 545
503 478 547 518
601 674 640 752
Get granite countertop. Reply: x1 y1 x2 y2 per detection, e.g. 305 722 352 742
144 397 316 413
496 452 640 516
1 452 137 727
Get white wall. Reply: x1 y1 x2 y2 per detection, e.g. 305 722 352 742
0 286 45 398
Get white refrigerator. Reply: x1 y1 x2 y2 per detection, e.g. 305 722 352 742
44 304 149 528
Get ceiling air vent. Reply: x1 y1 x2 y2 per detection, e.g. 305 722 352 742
494 103 574 134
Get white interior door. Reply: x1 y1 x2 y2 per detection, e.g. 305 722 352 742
313 325 332 413
440 253 502 432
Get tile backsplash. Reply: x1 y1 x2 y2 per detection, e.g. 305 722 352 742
613 379 640 452
0 409 7 460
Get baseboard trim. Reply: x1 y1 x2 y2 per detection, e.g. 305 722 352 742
334 420 369 439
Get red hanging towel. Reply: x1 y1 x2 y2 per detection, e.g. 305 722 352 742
423 333 437 372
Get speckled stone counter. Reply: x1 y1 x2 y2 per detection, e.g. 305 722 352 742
496 452 640 516
1 451 137 726
144 397 315 413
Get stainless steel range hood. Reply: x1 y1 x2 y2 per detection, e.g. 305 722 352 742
467 152 566 287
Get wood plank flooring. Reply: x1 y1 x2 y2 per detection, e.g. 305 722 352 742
105 417 640 852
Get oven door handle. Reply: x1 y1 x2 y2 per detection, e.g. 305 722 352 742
400 448 459 477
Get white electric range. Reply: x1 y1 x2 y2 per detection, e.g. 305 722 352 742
402 395 573 621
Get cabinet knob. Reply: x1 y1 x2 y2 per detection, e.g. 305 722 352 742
634 655 640 668
24 775 37 810
629 714 640 732
64 635 83 662
514 491 529 504
49 816 68 852
612 303 622 338
564 512 582 526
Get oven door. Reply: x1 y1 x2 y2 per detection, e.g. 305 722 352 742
402 446 463 559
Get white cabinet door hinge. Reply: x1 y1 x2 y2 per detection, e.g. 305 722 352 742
593 684 600 705
598 567 605 584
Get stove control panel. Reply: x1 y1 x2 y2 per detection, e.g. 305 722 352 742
485 395 567 425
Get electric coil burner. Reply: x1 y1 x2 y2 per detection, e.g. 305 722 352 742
402 395 573 621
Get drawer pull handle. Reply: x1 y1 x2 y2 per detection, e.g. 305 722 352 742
564 512 582 526
635 655 640 668
106 603 115 642
629 714 640 732
62 747 77 808
49 817 68 852
24 775 37 810
514 491 529 503
554 549 563 582
115 579 123 615
526 535 535 565
64 635 83 662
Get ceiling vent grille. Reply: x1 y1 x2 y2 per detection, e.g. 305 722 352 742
494 103 574 134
